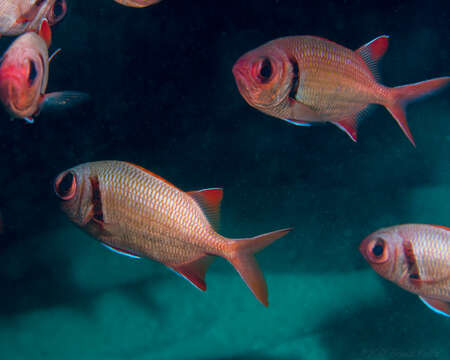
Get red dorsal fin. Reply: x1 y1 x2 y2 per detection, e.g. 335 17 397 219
356 35 389 80
188 188 223 231
38 18 51 48
169 255 215 291
430 224 450 231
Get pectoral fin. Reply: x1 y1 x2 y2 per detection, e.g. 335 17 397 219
40 91 90 112
287 98 323 122
419 296 450 317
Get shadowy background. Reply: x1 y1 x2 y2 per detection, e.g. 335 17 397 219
0 1 448 359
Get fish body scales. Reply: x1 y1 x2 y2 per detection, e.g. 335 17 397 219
87 161 224 265
400 225 450 299
286 36 385 121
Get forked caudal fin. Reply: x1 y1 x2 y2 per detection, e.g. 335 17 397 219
386 77 450 147
227 228 293 306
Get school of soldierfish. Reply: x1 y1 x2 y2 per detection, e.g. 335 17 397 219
1 1 449 316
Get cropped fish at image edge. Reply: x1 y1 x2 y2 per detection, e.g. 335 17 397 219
0 20 88 123
360 224 450 317
54 160 292 306
0 0 67 37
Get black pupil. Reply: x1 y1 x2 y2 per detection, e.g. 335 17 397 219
259 58 272 80
59 172 74 196
372 242 384 257
53 1 64 19
28 60 37 85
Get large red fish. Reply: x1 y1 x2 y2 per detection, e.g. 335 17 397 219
232 35 450 146
0 20 88 123
0 0 67 37
54 161 292 306
360 224 450 317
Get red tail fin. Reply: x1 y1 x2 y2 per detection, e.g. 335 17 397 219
227 228 292 306
386 77 450 146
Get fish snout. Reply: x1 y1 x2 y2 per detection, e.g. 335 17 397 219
0 69 22 104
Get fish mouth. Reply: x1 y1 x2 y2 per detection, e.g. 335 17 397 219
232 63 251 97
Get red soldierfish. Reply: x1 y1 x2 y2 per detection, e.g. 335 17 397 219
360 224 450 317
0 0 67 37
113 0 162 8
54 161 292 306
0 21 88 123
232 35 450 146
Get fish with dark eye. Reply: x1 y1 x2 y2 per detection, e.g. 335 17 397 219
232 35 450 146
113 0 162 8
0 20 88 123
0 0 67 37
54 160 292 306
360 224 450 317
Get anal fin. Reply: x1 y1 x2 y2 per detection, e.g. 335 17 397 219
334 117 359 142
419 296 450 317
169 255 215 291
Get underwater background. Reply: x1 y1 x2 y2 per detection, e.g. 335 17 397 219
0 0 449 359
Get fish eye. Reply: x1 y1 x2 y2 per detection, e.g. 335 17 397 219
50 0 67 24
257 58 272 82
367 237 389 263
27 60 38 86
55 171 77 200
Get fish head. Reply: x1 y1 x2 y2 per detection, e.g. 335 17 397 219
46 0 68 26
0 33 47 118
54 165 94 227
232 43 293 112
359 227 405 283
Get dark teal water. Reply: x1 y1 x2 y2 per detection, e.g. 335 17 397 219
0 1 449 359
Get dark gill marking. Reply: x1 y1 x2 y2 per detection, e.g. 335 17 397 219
288 57 299 101
402 240 420 284
89 176 104 223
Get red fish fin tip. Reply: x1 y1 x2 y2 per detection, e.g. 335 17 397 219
228 228 292 306
385 103 416 146
38 18 51 48
188 188 223 231
356 35 389 80
334 117 358 142
228 254 268 306
170 255 214 291
430 224 450 231
357 35 389 62
419 296 450 317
